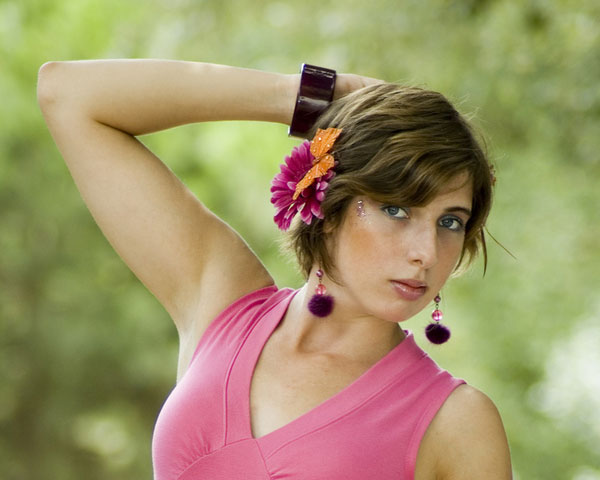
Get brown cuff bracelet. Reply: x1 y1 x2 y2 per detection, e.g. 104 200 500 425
288 63 337 138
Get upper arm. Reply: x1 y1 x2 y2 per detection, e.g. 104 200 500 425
416 385 512 480
38 62 274 348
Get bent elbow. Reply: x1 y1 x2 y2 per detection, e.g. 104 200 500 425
37 61 66 113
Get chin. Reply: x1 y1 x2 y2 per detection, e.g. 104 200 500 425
374 303 420 324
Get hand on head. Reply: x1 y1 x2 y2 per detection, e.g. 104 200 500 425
334 73 385 99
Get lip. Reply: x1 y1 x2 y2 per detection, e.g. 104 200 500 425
391 279 428 301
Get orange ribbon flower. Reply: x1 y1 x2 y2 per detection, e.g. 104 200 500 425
292 127 343 200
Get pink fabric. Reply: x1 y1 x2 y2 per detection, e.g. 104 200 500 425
152 286 465 480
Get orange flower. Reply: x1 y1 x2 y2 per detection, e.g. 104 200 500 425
292 128 343 200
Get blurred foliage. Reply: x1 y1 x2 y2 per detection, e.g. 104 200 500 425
1 0 599 478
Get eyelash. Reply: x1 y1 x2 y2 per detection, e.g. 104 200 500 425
439 216 465 232
380 205 466 233
381 205 409 219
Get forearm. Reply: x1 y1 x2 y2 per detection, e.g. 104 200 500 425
37 59 298 135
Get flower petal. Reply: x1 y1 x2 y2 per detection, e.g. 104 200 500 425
271 138 336 229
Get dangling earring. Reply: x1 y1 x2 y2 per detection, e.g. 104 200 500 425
425 294 451 344
308 268 334 317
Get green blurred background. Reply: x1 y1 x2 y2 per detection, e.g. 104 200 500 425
1 0 599 478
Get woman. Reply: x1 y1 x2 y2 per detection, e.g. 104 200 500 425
37 60 512 479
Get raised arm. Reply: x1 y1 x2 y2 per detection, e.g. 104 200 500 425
37 60 297 134
36 60 379 376
37 60 300 375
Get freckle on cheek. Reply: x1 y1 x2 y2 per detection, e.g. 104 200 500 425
347 216 377 251
351 231 373 251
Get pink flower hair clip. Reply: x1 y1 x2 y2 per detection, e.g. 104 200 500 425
270 128 342 230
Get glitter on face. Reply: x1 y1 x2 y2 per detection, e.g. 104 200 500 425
356 200 366 217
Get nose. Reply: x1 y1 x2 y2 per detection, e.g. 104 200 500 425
406 223 438 269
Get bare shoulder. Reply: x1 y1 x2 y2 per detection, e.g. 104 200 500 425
417 384 512 480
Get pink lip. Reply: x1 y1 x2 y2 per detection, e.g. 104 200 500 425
391 279 428 301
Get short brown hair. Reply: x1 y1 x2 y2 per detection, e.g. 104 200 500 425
287 83 493 279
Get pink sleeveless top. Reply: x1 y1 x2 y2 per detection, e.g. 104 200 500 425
152 286 465 480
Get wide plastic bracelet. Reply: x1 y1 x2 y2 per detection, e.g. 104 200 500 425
288 63 337 138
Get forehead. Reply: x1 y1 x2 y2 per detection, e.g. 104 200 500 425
434 172 473 206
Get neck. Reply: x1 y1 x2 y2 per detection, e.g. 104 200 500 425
277 282 406 362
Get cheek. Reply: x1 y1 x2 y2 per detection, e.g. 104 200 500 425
435 235 466 280
336 215 392 273
440 234 466 262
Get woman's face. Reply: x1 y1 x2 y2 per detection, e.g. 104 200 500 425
326 173 473 324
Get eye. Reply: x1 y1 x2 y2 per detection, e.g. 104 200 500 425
439 216 465 232
381 205 409 219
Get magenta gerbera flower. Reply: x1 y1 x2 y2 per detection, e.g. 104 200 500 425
270 140 336 231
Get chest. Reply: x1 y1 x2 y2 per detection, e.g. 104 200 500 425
249 341 371 439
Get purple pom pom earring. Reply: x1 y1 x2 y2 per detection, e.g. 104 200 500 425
425 294 451 344
308 268 334 317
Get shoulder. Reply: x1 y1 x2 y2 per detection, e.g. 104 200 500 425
417 384 512 480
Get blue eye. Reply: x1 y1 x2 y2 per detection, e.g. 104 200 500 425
439 216 465 232
381 205 409 219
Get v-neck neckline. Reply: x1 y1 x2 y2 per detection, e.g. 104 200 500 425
224 288 424 455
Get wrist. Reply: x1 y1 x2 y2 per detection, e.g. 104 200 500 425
278 73 301 126
288 64 337 138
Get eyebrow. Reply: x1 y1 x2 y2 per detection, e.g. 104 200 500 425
445 207 472 217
